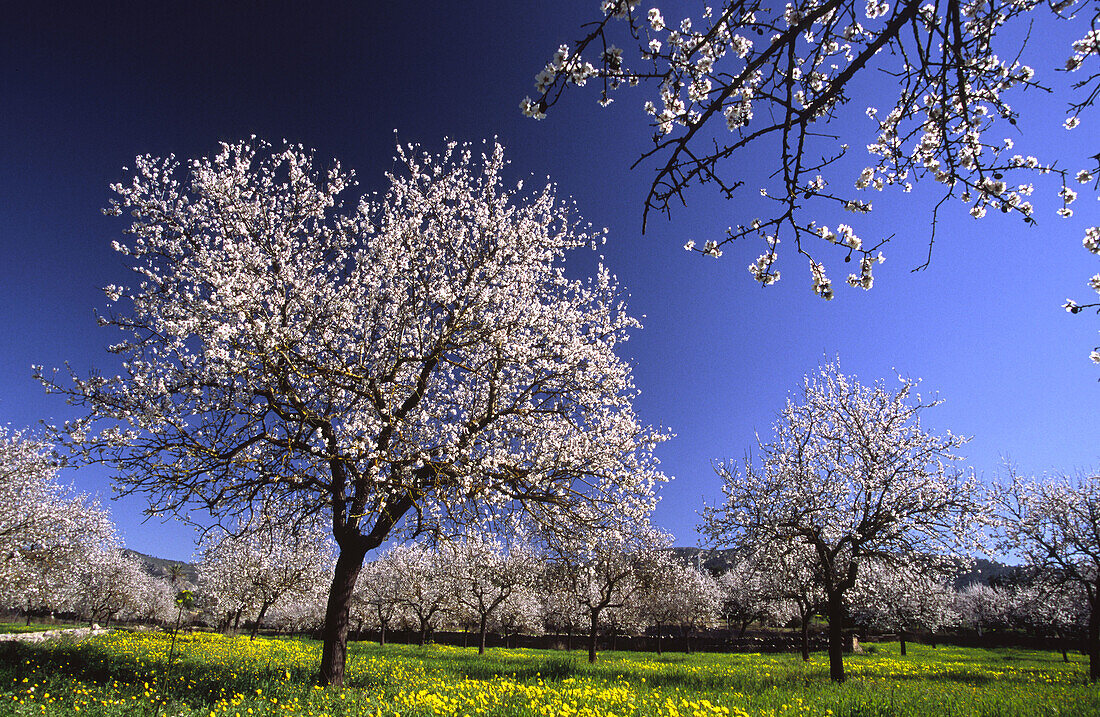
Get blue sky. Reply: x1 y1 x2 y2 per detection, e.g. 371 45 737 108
2 2 1096 562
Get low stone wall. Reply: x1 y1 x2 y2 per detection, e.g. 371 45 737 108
0 625 110 643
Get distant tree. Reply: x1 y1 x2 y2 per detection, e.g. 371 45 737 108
352 553 403 645
40 139 668 685
848 559 957 655
668 563 722 652
0 428 117 622
390 544 452 646
493 586 544 648
634 550 685 654
540 573 586 650
526 1 1100 352
716 558 783 638
197 510 334 640
71 549 149 627
550 527 668 663
760 541 826 660
1003 578 1087 662
701 360 983 682
954 582 1010 636
442 534 539 654
993 470 1100 681
124 573 178 626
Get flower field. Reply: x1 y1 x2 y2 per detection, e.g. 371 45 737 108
0 631 1094 717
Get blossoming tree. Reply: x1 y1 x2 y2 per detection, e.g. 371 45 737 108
701 360 983 682
40 139 667 685
526 1 1100 355
993 470 1100 681
548 526 670 663
196 511 334 640
441 534 540 654
848 558 957 654
0 428 118 621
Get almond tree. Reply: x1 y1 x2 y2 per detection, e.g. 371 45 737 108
352 552 403 645
526 1 1100 336
666 562 722 652
1004 578 1087 662
0 428 117 621
71 548 149 627
40 139 667 686
716 558 784 638
391 543 453 646
197 511 334 640
755 541 826 660
549 526 668 663
848 559 957 655
442 534 539 654
954 582 1009 637
994 470 1100 681
634 550 685 654
493 587 544 648
701 360 982 682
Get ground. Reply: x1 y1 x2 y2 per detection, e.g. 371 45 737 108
0 630 1093 716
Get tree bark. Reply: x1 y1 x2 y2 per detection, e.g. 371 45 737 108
379 621 387 647
588 614 599 663
479 616 488 655
800 620 810 661
899 631 907 656
318 544 368 687
826 595 846 683
1089 593 1099 683
251 600 274 641
655 623 663 656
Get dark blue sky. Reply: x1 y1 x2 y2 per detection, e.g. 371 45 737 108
2 2 1096 561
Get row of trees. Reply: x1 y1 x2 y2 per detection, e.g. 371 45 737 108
192 521 1087 666
0 427 182 626
11 138 1097 688
0 409 1094 683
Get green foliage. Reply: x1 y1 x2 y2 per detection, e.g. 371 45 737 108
0 632 1092 716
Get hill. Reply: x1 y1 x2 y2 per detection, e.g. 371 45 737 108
122 549 199 585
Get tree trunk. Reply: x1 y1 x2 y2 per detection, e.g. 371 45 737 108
800 619 810 661
479 616 488 655
738 619 749 638
656 623 663 656
899 631 907 656
1089 594 1099 683
318 544 368 687
233 607 243 631
826 596 846 683
379 621 387 647
588 614 599 663
251 600 273 641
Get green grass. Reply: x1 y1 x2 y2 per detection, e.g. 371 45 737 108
0 630 1093 716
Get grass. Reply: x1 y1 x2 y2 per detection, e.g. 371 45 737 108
0 630 1093 716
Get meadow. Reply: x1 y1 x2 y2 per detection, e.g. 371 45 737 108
0 630 1094 717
